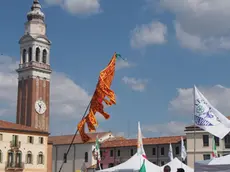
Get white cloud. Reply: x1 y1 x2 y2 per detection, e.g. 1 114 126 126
169 85 230 116
44 0 101 15
116 59 135 70
158 0 230 51
50 72 91 117
122 76 148 92
130 21 167 49
142 121 187 136
0 55 91 119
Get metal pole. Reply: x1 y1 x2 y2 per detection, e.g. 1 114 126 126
193 86 196 167
58 102 91 172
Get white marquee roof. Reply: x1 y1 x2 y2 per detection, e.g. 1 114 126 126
98 153 161 172
161 158 194 172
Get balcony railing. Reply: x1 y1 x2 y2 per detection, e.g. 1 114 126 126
5 162 24 170
10 141 21 149
18 61 51 70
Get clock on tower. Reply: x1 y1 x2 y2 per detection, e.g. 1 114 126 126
16 0 52 132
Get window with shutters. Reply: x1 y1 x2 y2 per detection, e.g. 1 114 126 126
28 136 34 144
84 152 88 162
38 152 44 164
26 151 33 164
16 151 22 165
160 147 164 155
225 135 230 148
7 150 13 165
0 150 2 163
175 146 180 155
12 135 19 147
214 136 220 146
39 137 44 144
152 147 156 155
117 150 120 157
130 149 134 156
203 135 209 146
110 150 113 157
203 154 210 160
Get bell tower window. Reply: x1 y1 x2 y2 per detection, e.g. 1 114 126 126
42 49 47 64
36 47 40 62
22 49 26 63
28 47 32 62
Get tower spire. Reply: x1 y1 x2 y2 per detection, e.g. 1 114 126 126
27 0 44 22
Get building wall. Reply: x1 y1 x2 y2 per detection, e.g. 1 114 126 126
0 131 48 172
52 133 114 172
52 143 95 172
100 143 183 169
186 130 230 168
47 143 53 172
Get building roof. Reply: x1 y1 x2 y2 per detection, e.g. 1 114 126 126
0 120 49 135
101 135 185 148
185 116 230 131
48 132 112 145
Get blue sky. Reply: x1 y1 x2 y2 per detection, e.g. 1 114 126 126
1 0 230 138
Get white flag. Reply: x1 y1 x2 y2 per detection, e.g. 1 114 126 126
137 122 146 158
168 143 173 161
181 137 187 161
194 85 230 139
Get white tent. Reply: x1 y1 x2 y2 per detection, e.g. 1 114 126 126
97 153 161 172
195 154 230 172
161 158 194 172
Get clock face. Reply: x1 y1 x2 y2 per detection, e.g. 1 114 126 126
35 100 47 115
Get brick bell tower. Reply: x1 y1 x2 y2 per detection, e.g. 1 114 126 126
16 0 51 132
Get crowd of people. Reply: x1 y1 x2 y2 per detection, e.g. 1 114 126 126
163 165 185 172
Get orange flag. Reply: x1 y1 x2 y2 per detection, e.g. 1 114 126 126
77 53 117 142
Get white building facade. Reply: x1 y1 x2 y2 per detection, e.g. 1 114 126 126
185 125 230 168
50 132 114 172
0 120 49 172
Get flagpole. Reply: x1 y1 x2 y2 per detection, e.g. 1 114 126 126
193 85 196 167
180 138 183 169
96 135 102 170
58 101 91 172
58 53 122 172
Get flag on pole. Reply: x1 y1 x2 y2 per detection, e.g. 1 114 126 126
94 136 101 169
211 136 218 158
181 137 187 161
137 122 147 159
139 160 146 172
168 143 173 161
194 85 230 139
77 53 118 142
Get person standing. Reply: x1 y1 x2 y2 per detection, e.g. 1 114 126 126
163 165 171 172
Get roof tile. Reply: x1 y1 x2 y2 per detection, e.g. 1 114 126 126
0 120 49 134
49 132 112 145
101 135 185 148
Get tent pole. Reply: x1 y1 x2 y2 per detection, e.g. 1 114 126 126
193 86 196 168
